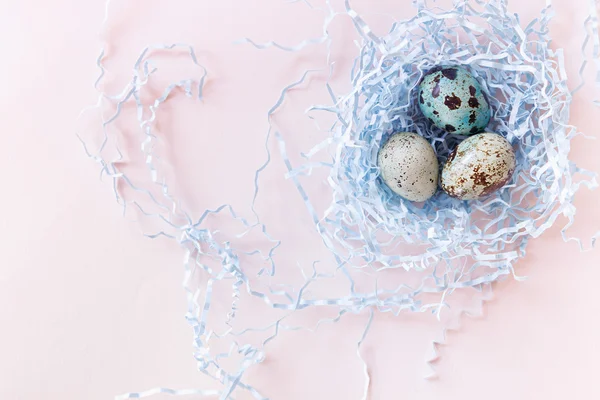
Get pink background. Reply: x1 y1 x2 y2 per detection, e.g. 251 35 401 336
1 0 599 399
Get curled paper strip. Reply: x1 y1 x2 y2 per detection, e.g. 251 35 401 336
81 0 599 398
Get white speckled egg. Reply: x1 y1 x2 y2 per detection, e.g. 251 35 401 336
441 132 516 200
377 132 439 202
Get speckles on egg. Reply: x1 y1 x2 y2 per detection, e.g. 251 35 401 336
377 132 439 202
441 68 458 80
418 66 491 135
444 94 462 110
441 133 516 200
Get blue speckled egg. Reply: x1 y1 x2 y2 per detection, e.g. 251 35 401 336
418 66 490 135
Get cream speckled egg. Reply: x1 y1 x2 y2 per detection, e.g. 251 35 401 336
377 132 439 202
441 132 516 200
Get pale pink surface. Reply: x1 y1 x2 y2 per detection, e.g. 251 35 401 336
0 1 599 399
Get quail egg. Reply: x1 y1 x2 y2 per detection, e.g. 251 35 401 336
419 66 491 135
378 132 439 202
441 132 516 200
